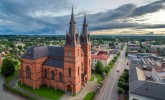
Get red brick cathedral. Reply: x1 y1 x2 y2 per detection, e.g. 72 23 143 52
20 8 91 94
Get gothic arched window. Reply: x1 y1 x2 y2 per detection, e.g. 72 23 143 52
78 49 79 56
51 71 55 80
78 67 80 75
81 62 83 71
26 66 31 79
68 50 72 57
44 69 47 78
69 68 71 77
59 72 63 82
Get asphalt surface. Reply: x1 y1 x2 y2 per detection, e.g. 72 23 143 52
98 45 127 100
0 75 24 100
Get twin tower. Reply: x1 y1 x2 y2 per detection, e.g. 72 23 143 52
64 7 91 94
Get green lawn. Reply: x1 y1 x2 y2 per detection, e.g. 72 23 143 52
18 81 64 100
6 70 18 84
89 75 94 81
96 74 103 84
83 92 96 100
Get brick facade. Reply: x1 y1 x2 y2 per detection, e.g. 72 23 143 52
20 8 91 94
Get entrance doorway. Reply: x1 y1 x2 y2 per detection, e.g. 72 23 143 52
67 85 72 93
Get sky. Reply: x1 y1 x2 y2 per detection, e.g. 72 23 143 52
0 0 165 35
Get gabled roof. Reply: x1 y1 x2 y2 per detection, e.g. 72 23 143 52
21 46 48 60
92 54 109 60
130 81 165 100
22 46 64 60
129 67 165 100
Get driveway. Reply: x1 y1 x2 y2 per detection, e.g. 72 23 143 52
0 75 24 100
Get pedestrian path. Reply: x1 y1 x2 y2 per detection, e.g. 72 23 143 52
9 74 50 100
60 77 99 100
0 75 24 100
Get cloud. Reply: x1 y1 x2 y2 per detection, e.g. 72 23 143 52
86 0 165 32
0 0 165 34
131 0 165 16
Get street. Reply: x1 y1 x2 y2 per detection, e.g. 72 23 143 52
96 45 127 100
0 75 24 100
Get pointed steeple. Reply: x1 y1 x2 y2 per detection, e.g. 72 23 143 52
84 13 87 25
70 6 75 22
69 6 77 35
80 13 90 44
82 13 88 35
66 6 80 46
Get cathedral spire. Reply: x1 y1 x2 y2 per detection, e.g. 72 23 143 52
82 13 88 35
69 6 77 35
80 13 90 44
84 13 87 25
71 6 74 22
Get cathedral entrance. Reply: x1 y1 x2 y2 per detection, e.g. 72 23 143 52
67 85 72 93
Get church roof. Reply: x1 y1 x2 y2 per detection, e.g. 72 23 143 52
43 58 64 68
22 46 64 60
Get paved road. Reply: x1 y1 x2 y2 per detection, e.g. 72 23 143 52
0 75 24 100
97 45 127 100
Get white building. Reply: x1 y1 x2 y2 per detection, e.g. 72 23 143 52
91 54 110 68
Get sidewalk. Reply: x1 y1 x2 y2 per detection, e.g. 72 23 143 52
0 75 24 100
60 77 99 100
8 74 50 100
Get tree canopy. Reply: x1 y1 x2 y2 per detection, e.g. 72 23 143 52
1 58 15 76
95 61 104 74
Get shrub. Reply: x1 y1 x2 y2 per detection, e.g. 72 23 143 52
104 68 109 74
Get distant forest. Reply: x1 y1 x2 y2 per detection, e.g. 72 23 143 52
0 35 165 45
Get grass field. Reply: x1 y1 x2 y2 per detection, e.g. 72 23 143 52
18 81 65 100
96 74 103 84
6 70 18 84
83 92 96 100
89 75 94 81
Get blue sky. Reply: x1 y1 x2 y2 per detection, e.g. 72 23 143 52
0 0 165 35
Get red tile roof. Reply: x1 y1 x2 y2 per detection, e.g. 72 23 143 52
92 54 109 60
98 51 109 55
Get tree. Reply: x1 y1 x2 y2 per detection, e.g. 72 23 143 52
122 83 129 91
1 58 15 76
118 81 123 88
95 61 104 74
104 68 109 74
124 69 129 72
117 88 123 95
17 45 22 50
118 77 125 82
